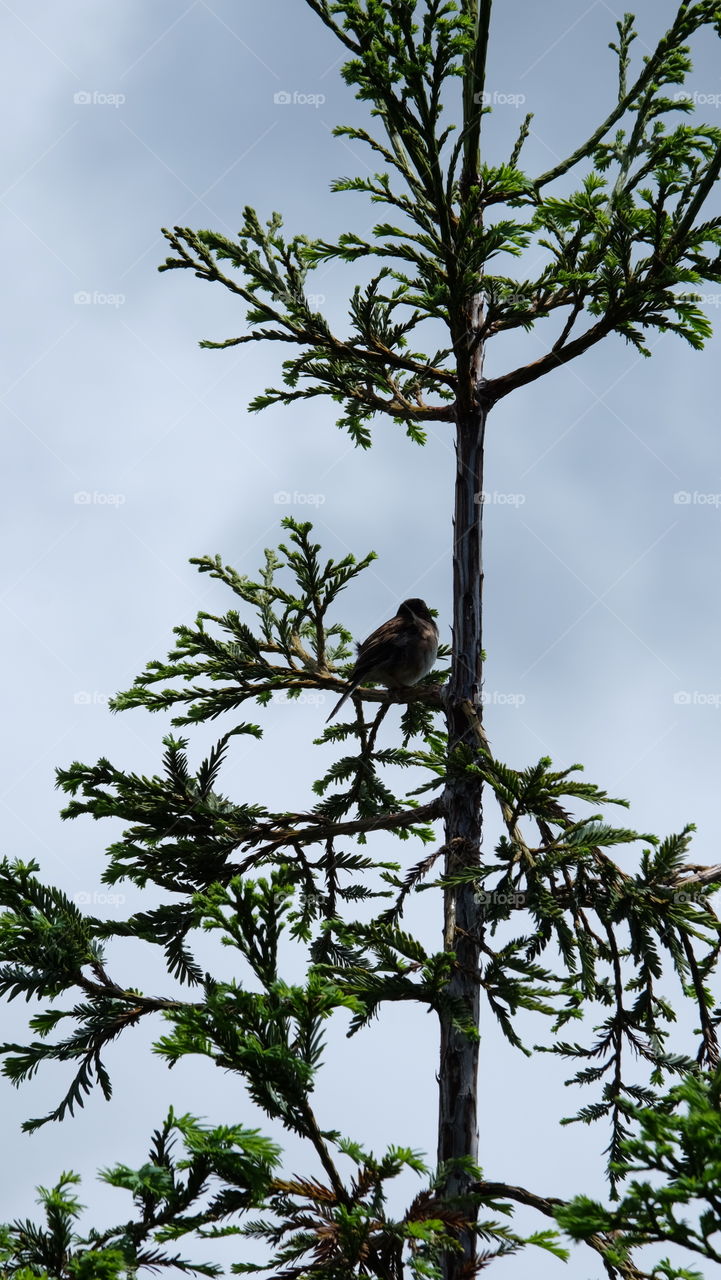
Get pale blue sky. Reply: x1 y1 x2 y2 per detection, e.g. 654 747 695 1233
1 3 720 1276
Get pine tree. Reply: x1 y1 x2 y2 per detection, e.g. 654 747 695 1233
3 3 721 1277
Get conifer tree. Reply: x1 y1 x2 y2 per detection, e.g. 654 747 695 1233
3 3 721 1278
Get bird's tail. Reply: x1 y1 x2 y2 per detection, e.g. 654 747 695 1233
326 683 357 724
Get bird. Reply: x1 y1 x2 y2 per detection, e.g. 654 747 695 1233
325 598 439 724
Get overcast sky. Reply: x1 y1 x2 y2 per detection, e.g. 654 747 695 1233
1 2 720 1277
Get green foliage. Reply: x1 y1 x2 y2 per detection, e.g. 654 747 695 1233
432 748 721 1179
2 521 720 1274
0 1114 280 1278
160 3 721 436
557 1068 721 1273
4 2 721 1276
110 518 377 723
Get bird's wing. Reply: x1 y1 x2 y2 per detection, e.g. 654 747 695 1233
353 617 408 681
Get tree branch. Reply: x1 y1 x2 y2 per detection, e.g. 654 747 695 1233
474 1181 653 1280
230 797 445 870
461 0 493 195
483 316 615 403
534 4 701 189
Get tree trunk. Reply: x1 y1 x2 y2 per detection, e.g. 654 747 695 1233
439 301 486 1278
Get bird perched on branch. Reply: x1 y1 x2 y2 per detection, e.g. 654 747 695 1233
326 598 439 723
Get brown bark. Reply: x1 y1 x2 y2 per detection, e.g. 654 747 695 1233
438 293 487 1277
438 8 493 1272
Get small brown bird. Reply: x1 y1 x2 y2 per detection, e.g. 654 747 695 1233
326 598 439 723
